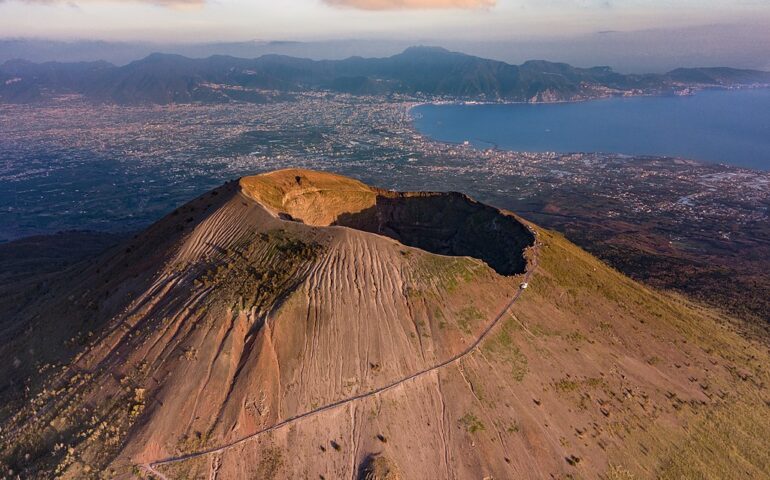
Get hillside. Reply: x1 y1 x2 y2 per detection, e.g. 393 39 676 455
2 47 769 104
0 169 768 479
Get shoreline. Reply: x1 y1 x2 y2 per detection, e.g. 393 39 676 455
407 86 770 172
406 83 770 114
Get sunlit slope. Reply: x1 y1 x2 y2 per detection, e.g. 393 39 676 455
0 170 531 478
157 224 770 480
0 170 766 480
512 229 770 479
239 168 377 226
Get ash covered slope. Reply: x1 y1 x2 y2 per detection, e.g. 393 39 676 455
1 169 768 480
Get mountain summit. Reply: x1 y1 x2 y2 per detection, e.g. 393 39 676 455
2 47 769 104
1 169 768 479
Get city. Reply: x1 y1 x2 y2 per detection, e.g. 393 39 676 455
2 92 768 320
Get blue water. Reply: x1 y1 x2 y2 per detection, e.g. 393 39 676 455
412 89 770 170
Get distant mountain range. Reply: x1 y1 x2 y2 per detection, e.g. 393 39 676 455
2 46 769 105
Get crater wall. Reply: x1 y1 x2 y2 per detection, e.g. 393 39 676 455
334 192 534 276
240 170 535 276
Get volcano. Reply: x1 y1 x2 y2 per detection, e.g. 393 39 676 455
1 169 768 480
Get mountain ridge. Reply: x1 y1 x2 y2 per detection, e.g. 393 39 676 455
2 46 769 104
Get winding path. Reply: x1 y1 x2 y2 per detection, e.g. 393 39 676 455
141 245 538 479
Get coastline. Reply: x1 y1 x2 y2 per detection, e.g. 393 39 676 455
407 86 770 171
406 83 770 114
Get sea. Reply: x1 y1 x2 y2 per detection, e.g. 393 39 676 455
411 88 770 171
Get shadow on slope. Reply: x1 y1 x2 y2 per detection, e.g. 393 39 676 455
334 192 535 276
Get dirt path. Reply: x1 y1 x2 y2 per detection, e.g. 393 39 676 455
141 244 538 479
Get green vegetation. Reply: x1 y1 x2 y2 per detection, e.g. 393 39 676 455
176 430 211 453
604 465 636 480
563 330 586 344
0 347 157 478
459 413 485 434
533 228 770 480
553 376 605 396
196 231 323 311
553 378 579 393
532 229 665 318
482 317 528 382
657 399 770 479
457 306 483 335
256 446 284 480
359 454 401 480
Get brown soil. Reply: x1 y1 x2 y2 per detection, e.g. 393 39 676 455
0 169 767 480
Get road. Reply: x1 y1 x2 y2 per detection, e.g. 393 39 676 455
141 246 537 479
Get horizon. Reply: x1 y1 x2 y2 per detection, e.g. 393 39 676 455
3 27 770 74
1 0 770 73
4 43 770 72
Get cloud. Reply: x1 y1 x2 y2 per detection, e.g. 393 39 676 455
323 0 496 10
1 0 204 7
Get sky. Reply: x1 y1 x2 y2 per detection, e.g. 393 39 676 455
0 0 769 43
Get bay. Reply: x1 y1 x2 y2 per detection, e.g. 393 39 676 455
412 89 770 171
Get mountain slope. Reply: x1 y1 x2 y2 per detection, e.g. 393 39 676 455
2 47 769 104
0 169 768 480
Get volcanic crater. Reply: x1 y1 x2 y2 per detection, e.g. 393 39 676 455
240 169 535 276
